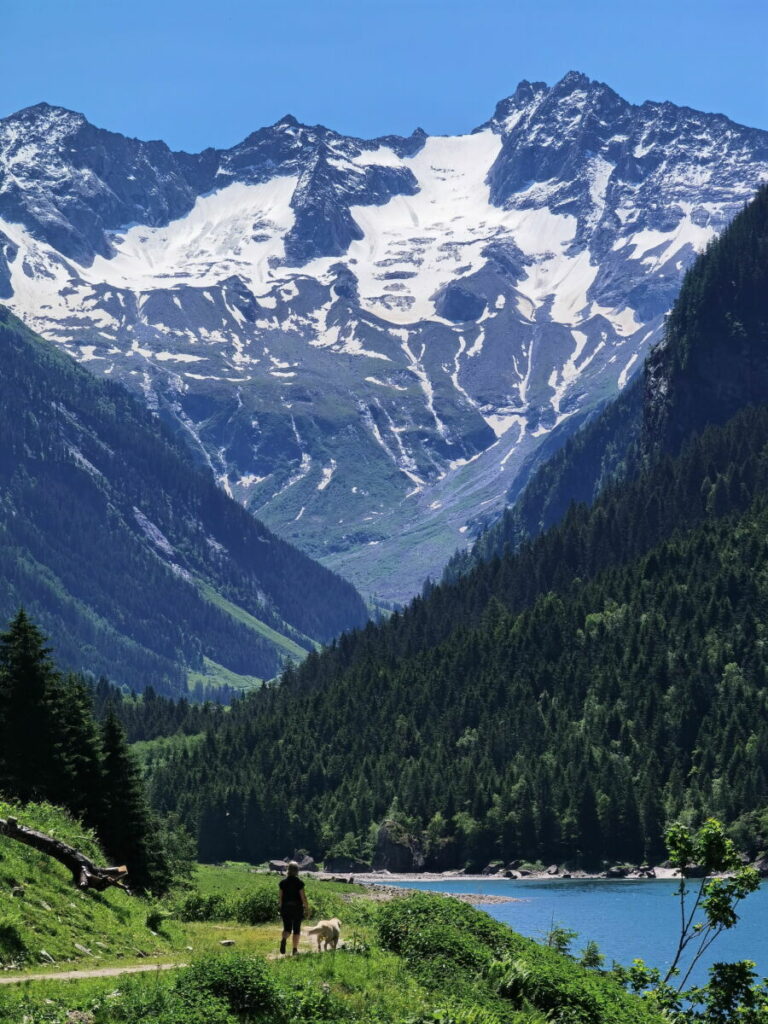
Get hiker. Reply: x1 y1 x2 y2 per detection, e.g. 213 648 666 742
279 860 309 955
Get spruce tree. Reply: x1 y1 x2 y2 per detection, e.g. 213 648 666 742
0 608 66 801
98 710 170 893
54 675 106 829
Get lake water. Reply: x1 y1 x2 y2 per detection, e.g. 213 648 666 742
382 878 768 988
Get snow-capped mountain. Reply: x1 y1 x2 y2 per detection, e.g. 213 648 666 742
2 71 766 601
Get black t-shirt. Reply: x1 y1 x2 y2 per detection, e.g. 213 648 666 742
280 875 305 905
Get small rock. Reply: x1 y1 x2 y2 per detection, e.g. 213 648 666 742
39 950 55 964
39 901 52 911
546 864 559 876
11 886 24 898
219 939 236 946
74 942 93 956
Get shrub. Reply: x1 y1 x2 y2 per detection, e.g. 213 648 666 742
178 952 282 1018
173 891 230 922
94 978 237 1024
231 888 277 925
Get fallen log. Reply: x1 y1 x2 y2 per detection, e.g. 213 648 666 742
0 816 129 892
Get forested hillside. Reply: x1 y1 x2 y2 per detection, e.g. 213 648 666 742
455 182 768 571
146 403 768 864
0 308 368 694
141 182 768 867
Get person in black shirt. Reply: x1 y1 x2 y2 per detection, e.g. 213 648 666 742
279 860 309 954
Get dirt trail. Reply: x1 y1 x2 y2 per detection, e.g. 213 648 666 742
0 962 185 985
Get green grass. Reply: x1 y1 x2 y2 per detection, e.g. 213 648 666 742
0 836 666 1024
0 800 184 974
187 655 263 692
196 581 314 662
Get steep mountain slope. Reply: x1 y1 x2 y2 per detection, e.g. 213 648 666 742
0 308 367 695
460 182 768 567
1 73 766 600
145 180 768 864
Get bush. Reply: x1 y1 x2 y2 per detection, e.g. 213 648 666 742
378 893 511 960
379 894 661 1024
173 891 230 922
232 888 278 925
94 978 237 1024
178 952 282 1018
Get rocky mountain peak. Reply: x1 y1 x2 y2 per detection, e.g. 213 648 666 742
1 78 767 601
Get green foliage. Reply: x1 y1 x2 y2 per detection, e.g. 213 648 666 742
179 951 282 1018
662 819 760 988
171 867 346 927
546 923 579 956
378 893 662 1023
580 940 606 970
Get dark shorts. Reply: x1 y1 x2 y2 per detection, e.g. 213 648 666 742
281 904 304 934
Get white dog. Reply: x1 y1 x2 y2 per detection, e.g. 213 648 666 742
306 917 341 951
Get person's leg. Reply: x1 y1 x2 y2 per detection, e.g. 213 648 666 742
280 928 289 954
292 916 301 954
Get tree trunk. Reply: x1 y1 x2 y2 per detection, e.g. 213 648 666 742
0 816 129 891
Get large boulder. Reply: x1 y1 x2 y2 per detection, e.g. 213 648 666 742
269 860 287 873
372 820 425 872
482 861 504 875
604 865 630 878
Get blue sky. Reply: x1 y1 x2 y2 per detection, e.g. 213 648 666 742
2 0 767 150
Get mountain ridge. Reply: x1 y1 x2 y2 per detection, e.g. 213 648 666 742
2 73 767 600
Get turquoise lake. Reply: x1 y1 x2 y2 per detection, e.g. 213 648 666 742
382 878 768 987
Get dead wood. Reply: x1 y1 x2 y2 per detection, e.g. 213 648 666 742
0 816 129 892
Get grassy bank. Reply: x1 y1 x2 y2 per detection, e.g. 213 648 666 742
0 805 666 1022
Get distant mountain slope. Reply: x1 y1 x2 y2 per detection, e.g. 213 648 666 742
0 308 368 695
456 181 768 569
1 74 767 600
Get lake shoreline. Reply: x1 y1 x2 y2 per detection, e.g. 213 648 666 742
319 866 684 885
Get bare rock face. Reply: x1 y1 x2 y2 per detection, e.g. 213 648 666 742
372 820 425 872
